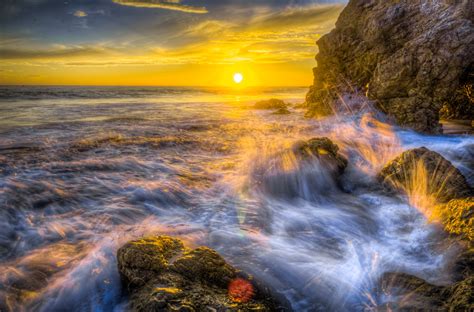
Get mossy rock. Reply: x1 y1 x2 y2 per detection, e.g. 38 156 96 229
378 147 473 203
292 137 348 174
117 236 288 311
171 247 236 287
254 99 287 110
446 275 474 310
442 197 474 243
117 236 185 287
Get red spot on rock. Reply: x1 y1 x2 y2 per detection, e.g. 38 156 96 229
228 278 254 303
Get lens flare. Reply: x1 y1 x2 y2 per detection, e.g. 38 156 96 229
228 278 254 303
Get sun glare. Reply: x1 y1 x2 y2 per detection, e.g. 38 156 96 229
233 73 243 84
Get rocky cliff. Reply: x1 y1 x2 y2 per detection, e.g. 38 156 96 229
306 0 474 133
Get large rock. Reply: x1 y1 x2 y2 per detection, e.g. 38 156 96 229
377 148 473 310
306 0 474 133
251 137 348 201
378 248 474 310
378 147 472 204
378 271 474 311
117 236 287 311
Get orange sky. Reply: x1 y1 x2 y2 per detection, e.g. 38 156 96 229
0 3 344 86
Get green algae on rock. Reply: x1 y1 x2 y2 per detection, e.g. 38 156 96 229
117 235 287 311
305 0 474 133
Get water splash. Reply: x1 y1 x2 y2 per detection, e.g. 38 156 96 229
0 87 469 311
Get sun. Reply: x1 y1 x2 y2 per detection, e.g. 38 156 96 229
233 73 243 84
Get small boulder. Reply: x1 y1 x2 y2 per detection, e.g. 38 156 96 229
292 137 348 175
254 99 288 110
117 236 286 311
378 147 472 203
272 107 291 115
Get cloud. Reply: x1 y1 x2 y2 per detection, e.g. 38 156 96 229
0 46 110 60
148 4 343 64
73 10 88 17
246 4 344 31
112 0 208 14
0 3 343 73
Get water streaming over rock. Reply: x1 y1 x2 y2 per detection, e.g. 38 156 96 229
0 86 472 311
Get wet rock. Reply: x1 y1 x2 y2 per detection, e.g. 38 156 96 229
305 0 474 133
117 236 185 287
254 99 288 110
377 148 473 310
171 247 236 287
272 107 291 115
378 147 473 203
446 275 474 310
378 262 474 311
378 272 446 310
252 137 348 200
117 236 287 311
292 137 348 175
452 248 474 280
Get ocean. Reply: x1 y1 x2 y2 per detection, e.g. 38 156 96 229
0 86 472 311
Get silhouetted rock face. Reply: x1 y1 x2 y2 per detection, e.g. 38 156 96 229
306 0 474 133
117 236 286 311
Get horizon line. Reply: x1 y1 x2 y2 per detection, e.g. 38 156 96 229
0 84 310 88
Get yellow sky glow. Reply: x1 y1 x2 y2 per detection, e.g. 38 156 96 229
0 5 344 86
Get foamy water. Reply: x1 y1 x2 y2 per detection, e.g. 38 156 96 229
0 86 472 311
